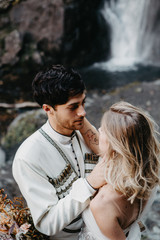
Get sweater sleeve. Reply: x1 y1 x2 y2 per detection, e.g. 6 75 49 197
12 157 96 236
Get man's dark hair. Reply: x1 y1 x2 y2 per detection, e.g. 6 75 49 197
32 65 86 108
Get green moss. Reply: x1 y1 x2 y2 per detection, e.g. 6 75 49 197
3 120 35 148
2 110 46 149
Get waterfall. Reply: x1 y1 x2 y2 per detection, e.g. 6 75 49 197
95 0 160 71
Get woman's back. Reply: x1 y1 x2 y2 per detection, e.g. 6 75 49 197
79 184 153 240
90 184 145 233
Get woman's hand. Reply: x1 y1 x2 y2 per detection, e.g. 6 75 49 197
86 158 107 189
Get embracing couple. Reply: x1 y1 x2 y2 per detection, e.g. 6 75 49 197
12 65 160 240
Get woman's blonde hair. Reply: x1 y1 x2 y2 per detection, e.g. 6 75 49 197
101 101 160 203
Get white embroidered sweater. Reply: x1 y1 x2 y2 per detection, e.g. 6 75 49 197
12 121 97 240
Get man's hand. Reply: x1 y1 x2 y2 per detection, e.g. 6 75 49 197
86 158 106 189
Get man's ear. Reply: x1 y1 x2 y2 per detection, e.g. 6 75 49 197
42 104 54 114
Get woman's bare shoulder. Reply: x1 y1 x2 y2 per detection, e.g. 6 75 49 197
92 184 123 204
90 184 124 215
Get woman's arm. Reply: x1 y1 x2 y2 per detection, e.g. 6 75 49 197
80 118 100 154
90 185 126 240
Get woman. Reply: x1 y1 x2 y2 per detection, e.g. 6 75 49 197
79 101 160 240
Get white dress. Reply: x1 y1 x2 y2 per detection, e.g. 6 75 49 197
78 188 157 240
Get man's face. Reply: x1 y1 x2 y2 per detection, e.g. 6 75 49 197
49 93 86 136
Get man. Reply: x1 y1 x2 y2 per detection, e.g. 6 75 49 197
12 65 105 240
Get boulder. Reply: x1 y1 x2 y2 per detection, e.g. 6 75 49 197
1 109 47 161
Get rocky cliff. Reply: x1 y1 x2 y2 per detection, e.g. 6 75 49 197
0 0 110 96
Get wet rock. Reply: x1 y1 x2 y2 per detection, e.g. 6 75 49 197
10 0 64 49
1 30 22 65
32 51 42 65
0 0 110 106
0 161 21 199
0 0 108 81
0 0 12 9
0 147 6 167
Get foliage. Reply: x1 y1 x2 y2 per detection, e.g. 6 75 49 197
0 189 49 240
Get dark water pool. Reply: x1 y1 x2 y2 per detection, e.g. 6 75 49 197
0 63 160 103
79 64 160 91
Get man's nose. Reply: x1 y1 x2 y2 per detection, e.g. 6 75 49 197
77 106 86 117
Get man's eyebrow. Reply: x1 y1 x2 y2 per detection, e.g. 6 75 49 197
66 101 79 108
67 102 79 107
67 97 86 107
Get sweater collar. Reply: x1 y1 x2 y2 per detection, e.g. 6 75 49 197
42 120 76 145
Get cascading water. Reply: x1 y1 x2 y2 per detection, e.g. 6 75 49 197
80 0 160 89
94 0 160 71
